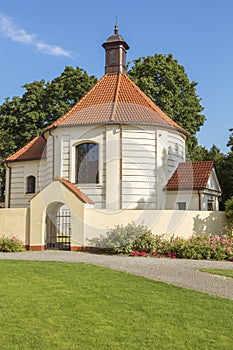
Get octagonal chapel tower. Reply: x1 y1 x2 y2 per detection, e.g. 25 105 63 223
44 25 187 210
5 26 187 211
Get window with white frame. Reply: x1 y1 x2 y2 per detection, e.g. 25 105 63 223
75 142 99 184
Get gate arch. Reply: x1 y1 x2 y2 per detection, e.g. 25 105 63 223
46 202 71 250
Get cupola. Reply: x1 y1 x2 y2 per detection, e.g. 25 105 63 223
102 24 129 74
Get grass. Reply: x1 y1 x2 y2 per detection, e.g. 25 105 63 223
200 269 233 279
0 261 233 350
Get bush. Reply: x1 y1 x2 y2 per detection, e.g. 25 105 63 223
90 222 233 261
132 234 233 261
225 197 233 236
89 222 152 254
0 236 24 252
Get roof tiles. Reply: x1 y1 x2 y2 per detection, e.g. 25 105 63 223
165 161 214 190
6 73 187 163
46 74 187 134
54 177 94 204
6 136 47 162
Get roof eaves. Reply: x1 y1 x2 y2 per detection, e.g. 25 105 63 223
54 177 94 204
5 157 45 164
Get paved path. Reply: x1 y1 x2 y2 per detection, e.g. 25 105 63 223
0 251 233 300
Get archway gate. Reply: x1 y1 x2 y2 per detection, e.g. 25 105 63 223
46 204 71 250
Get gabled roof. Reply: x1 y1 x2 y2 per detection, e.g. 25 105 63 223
45 73 187 135
30 176 94 204
54 177 94 204
164 161 217 191
5 136 47 163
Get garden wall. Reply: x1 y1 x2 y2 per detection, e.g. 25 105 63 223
0 207 228 248
84 209 228 243
0 208 30 245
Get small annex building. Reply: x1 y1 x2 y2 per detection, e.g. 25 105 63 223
4 26 222 250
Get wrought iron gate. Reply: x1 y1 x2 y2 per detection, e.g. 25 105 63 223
46 211 71 250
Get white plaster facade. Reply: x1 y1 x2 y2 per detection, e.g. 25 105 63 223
6 124 186 211
3 27 223 250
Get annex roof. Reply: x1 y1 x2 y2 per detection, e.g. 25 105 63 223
54 177 94 204
45 73 187 135
164 161 215 190
5 136 47 163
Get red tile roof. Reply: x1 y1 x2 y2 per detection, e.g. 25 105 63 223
54 177 94 204
6 73 187 163
45 73 187 135
164 161 214 190
5 136 47 163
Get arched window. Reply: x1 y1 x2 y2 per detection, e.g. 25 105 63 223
75 143 99 184
26 175 36 194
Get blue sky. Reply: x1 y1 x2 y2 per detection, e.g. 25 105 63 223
0 0 232 153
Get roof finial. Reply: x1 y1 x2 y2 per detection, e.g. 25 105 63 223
114 16 118 34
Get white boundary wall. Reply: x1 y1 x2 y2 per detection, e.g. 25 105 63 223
84 209 228 244
0 208 228 247
0 208 30 244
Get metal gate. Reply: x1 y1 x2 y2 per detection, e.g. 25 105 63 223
46 210 71 250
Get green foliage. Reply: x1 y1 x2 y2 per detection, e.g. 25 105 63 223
219 151 233 206
0 66 97 197
89 222 152 253
128 54 205 154
225 197 233 223
0 236 24 252
0 67 97 162
99 222 233 261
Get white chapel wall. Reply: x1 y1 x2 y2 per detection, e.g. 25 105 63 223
121 125 157 209
7 160 43 208
55 126 107 208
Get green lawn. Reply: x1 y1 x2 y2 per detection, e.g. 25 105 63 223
200 269 233 279
0 261 233 350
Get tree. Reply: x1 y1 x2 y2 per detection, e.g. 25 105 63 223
225 196 233 229
128 54 205 154
227 128 233 151
44 66 97 125
0 67 97 160
0 66 97 199
218 148 233 206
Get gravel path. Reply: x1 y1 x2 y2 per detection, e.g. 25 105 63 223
0 251 233 300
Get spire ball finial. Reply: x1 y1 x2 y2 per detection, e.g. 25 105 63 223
114 16 118 34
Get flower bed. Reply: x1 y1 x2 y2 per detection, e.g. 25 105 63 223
128 233 233 261
0 236 24 252
89 222 233 261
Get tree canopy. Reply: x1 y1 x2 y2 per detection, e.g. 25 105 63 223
0 66 97 161
128 54 205 153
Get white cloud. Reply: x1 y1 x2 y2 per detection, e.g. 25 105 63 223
0 13 72 58
0 13 35 44
36 41 72 58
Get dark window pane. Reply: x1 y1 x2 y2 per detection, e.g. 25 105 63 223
177 202 186 210
26 176 36 193
76 143 99 183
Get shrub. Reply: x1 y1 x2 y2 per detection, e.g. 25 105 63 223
225 196 233 223
132 232 156 252
132 234 233 261
89 222 152 253
90 222 233 261
0 236 24 252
